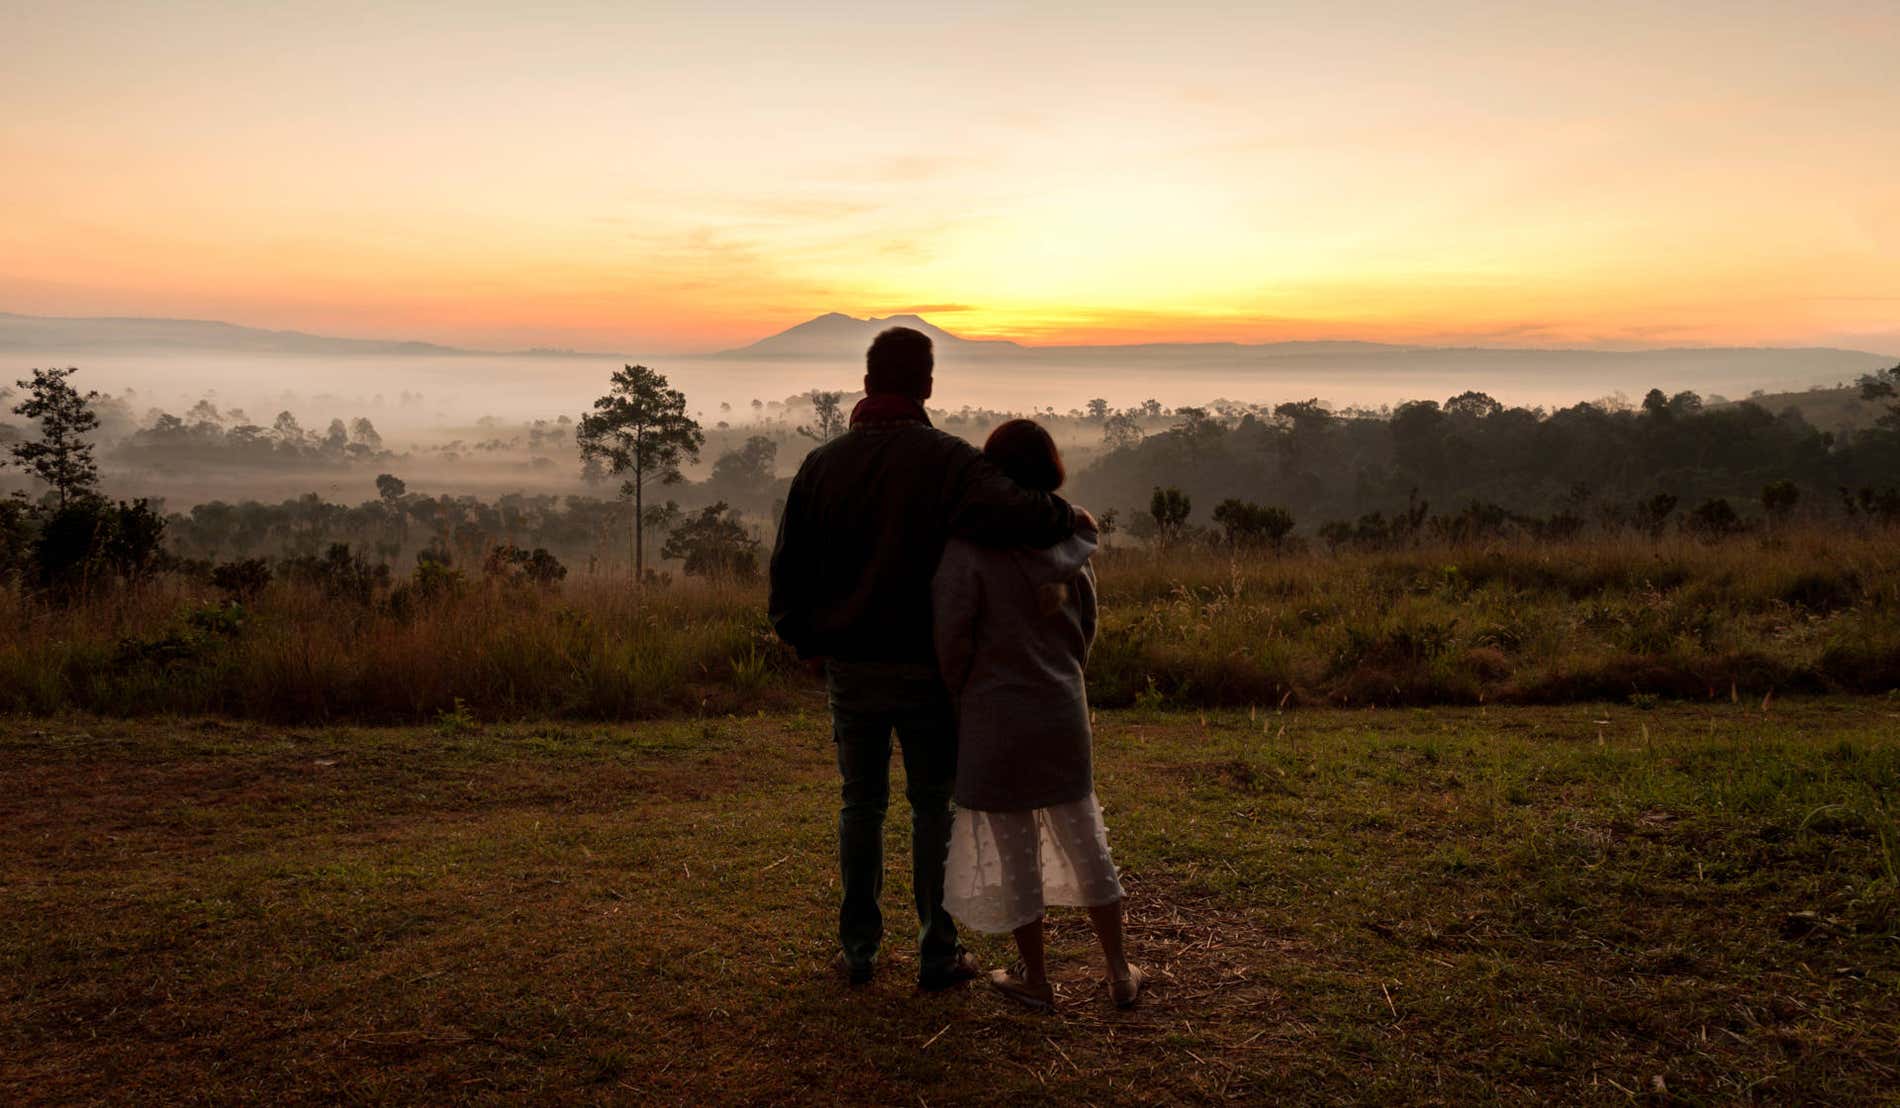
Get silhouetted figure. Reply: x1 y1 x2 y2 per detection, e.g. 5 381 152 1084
769 326 1083 990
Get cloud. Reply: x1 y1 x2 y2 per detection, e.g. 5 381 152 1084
1411 321 1568 344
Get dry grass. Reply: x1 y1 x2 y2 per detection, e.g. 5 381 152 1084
4 700 1898 1102
2 529 1898 721
0 574 787 721
1086 529 1900 709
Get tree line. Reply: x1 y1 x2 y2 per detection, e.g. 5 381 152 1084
6 363 1899 599
1074 375 1900 545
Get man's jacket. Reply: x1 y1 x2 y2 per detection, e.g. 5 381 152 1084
768 411 1076 664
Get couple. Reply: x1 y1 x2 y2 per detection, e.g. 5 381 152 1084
769 326 1142 1012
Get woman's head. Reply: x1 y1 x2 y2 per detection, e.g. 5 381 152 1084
983 419 1065 492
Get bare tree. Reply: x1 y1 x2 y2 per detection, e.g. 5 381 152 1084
797 390 847 443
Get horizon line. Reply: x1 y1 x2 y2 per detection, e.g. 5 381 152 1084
4 307 1896 362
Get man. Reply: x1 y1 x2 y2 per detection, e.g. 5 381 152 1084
769 326 1087 990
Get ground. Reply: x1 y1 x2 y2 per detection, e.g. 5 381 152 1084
3 699 1898 1104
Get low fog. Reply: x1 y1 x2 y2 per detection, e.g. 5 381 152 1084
3 311 1894 512
41 344 1894 437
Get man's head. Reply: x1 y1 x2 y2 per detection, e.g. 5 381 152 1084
864 326 934 400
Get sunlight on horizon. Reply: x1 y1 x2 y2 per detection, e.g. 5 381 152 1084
3 0 1896 354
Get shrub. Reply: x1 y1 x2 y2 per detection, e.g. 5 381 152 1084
1685 498 1746 540
113 600 246 669
1840 486 1900 528
212 558 273 600
483 544 568 588
279 543 390 605
660 501 759 580
1761 480 1800 524
1633 493 1678 538
30 497 168 594
1149 487 1191 542
1211 499 1295 549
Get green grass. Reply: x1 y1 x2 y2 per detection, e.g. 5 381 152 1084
4 700 1898 1102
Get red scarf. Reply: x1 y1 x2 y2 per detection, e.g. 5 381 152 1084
848 394 931 426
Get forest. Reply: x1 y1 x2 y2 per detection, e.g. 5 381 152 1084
5 363 1897 581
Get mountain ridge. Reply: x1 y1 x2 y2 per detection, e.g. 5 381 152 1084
0 311 611 359
717 312 1898 365
3 311 1893 379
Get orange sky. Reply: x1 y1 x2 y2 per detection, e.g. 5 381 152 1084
3 1 1896 354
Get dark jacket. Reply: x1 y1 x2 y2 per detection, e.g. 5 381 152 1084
769 414 1076 664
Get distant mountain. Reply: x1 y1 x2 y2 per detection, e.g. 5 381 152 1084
713 313 1896 394
0 311 486 357
714 312 1020 357
0 311 619 359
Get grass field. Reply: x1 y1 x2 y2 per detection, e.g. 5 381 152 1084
5 699 1899 1103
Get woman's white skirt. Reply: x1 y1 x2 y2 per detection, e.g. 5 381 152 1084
943 793 1125 935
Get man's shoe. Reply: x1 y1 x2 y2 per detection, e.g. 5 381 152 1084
988 969 1056 1012
832 952 874 987
918 948 981 991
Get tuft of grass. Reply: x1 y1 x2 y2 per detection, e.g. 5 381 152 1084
434 697 479 735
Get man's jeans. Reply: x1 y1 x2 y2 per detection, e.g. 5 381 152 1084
826 660 960 978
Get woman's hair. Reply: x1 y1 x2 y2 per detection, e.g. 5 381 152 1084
983 418 1065 492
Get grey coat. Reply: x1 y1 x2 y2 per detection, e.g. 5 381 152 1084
932 526 1099 811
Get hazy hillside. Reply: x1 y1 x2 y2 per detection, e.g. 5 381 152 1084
0 312 493 357
0 312 603 360
1719 385 1895 435
6 309 1896 421
715 313 1897 397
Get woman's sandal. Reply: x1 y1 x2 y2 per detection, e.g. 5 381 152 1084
1109 965 1145 1009
988 969 1056 1012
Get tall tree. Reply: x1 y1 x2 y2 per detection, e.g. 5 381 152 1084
376 473 408 550
271 410 304 445
576 365 704 579
9 367 101 506
350 416 384 452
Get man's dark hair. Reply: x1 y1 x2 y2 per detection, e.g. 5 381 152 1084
983 419 1065 492
865 326 934 398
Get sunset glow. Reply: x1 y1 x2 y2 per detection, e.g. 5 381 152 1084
4 1 1896 353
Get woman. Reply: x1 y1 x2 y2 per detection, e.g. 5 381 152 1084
933 419 1142 1011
